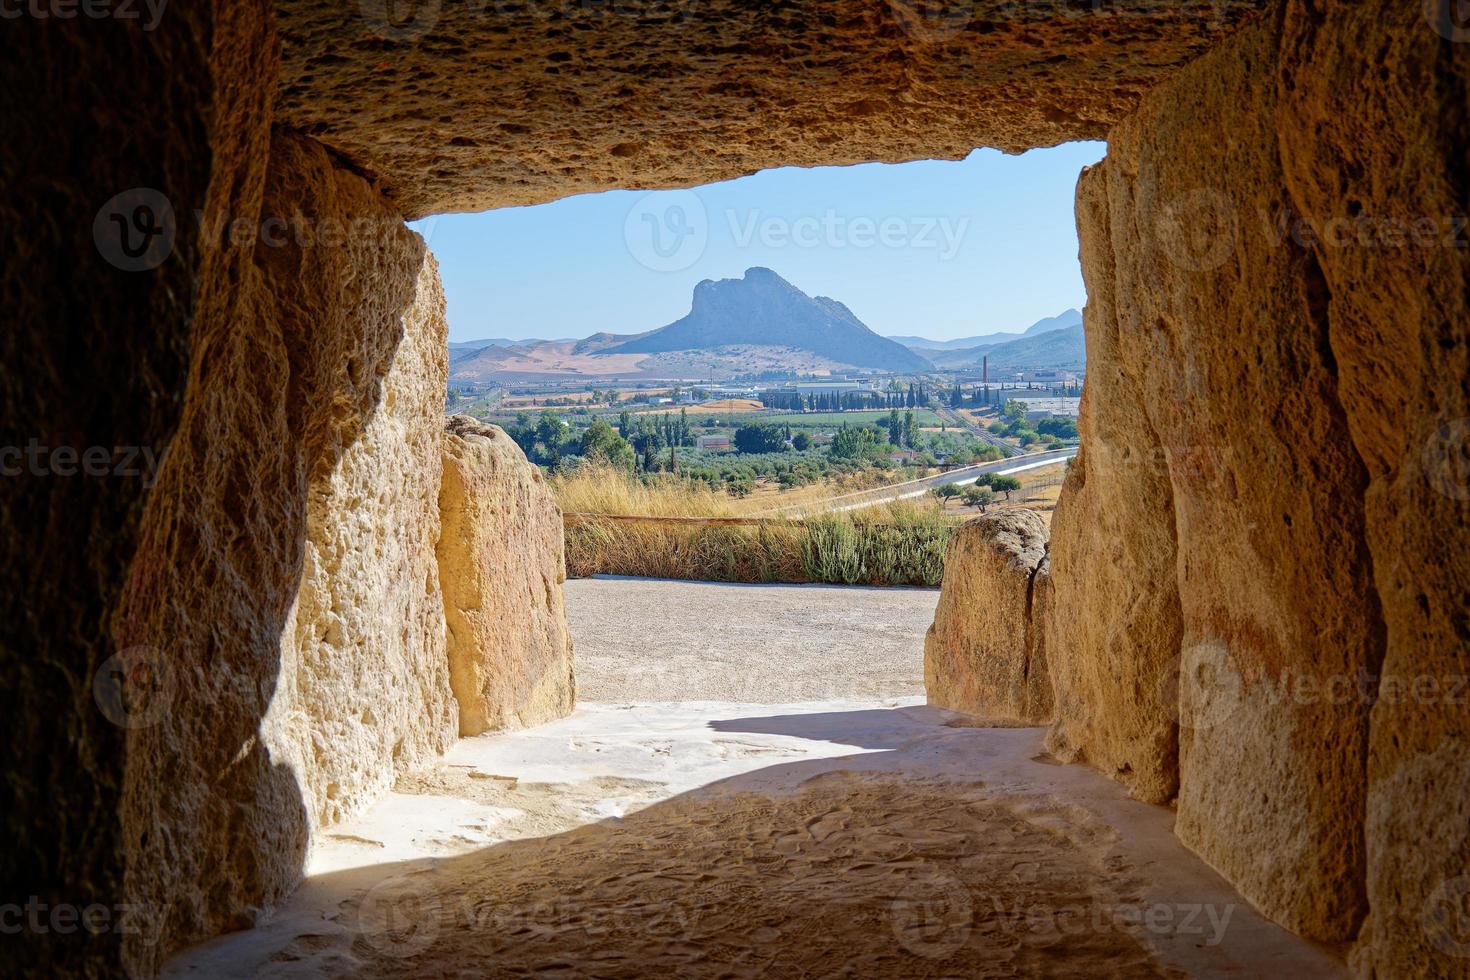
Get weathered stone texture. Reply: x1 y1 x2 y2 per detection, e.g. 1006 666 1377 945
0 3 223 975
1052 11 1382 942
1044 171 1183 807
1275 2 1470 974
118 128 444 971
271 0 1269 216
1105 12 1379 942
266 248 458 830
925 509 1052 723
439 417 576 736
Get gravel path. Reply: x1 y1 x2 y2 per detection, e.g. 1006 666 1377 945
564 576 940 702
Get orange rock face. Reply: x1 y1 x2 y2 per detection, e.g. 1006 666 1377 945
1069 13 1379 943
1045 172 1184 807
925 510 1053 723
1274 2 1470 974
439 417 576 736
271 0 1269 216
1046 4 1470 965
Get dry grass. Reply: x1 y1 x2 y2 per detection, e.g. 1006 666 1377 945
552 464 739 518
552 465 956 586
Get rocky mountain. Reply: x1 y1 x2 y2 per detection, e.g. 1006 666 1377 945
607 267 931 372
890 308 1082 351
925 322 1085 372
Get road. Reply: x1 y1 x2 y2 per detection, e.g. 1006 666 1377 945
768 446 1077 516
934 402 1020 458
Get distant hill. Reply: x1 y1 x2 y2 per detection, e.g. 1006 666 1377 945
446 337 567 352
890 308 1082 351
927 323 1085 372
607 268 930 372
1022 308 1083 336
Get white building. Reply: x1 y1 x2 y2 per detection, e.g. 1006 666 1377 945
1010 396 1081 420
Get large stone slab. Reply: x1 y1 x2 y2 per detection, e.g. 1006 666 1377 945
118 129 454 971
1275 2 1470 974
271 0 1269 216
925 509 1052 723
439 416 576 736
1052 10 1381 944
1044 168 1184 807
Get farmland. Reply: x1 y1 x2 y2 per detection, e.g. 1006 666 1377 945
760 409 944 428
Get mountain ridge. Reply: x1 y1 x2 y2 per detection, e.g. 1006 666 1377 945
889 308 1082 351
607 267 930 372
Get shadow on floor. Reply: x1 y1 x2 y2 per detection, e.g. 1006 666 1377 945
165 706 1347 979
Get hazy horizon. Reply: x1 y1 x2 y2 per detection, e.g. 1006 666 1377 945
412 142 1105 345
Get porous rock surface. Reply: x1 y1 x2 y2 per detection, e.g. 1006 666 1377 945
1045 5 1470 960
0 2 226 975
1275 2 1470 974
1044 183 1183 806
266 245 459 830
118 125 449 972
1051 11 1378 943
271 0 1269 216
925 509 1052 723
439 416 576 736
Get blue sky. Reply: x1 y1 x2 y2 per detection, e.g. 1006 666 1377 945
411 141 1106 344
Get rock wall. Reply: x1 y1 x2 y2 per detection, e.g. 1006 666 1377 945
1045 171 1184 806
264 248 458 829
1274 2 1470 974
1077 10 1379 942
117 125 447 972
925 510 1052 723
439 417 576 736
0 3 224 975
1049 0 1468 964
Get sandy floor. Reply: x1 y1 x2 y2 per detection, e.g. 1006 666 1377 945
164 580 1344 979
565 577 937 702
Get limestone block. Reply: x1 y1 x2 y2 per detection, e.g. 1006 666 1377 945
925 509 1052 723
439 416 576 736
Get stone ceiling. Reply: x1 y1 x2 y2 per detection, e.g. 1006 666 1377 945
273 1 1268 217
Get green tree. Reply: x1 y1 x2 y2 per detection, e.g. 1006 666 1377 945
962 485 995 511
931 483 963 507
831 424 882 460
733 423 788 454
1036 415 1078 439
579 419 635 472
791 431 811 451
1002 399 1029 425
991 475 1022 499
